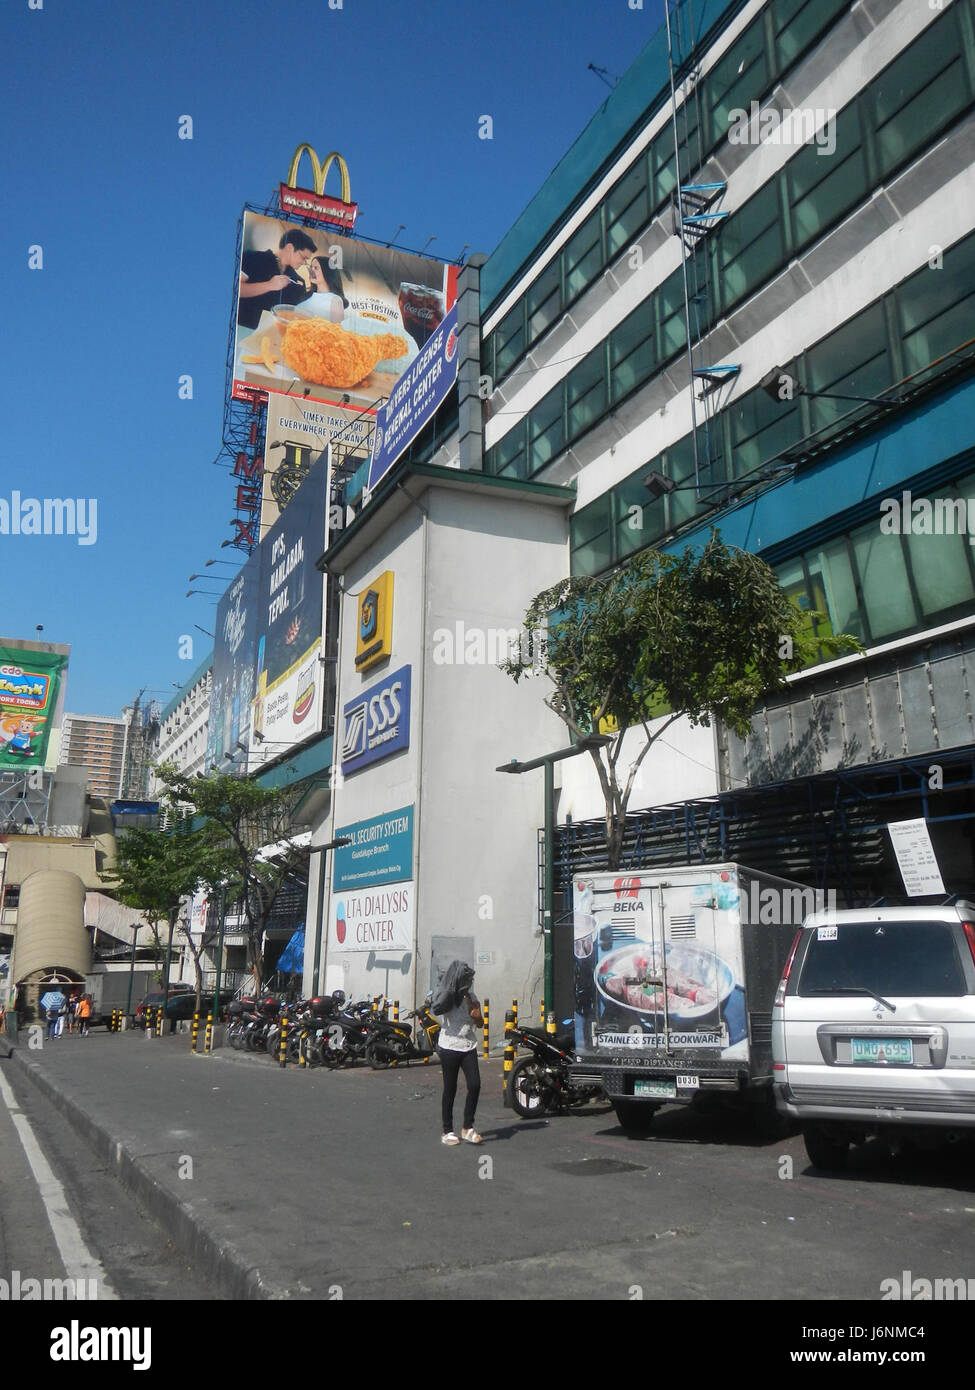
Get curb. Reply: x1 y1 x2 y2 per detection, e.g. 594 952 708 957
6 1043 288 1301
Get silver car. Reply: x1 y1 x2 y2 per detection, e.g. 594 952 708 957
772 905 975 1169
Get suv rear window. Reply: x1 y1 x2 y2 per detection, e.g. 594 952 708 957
798 921 967 998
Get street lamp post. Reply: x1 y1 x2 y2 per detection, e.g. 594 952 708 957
309 837 352 996
497 734 611 1023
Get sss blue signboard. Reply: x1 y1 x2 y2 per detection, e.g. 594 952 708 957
333 805 414 891
340 664 411 776
367 303 459 491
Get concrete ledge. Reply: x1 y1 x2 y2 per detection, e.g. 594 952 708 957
7 1046 283 1301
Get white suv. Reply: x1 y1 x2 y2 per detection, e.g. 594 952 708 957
772 904 975 1169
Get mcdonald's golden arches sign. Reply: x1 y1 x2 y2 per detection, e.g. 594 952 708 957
279 143 358 229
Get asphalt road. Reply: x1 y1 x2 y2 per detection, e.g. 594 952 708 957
5 1028 975 1315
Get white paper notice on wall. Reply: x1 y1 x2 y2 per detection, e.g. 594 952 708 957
887 819 946 897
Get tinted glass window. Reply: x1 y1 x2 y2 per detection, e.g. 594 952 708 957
798 921 967 998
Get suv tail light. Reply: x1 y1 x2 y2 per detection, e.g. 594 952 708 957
773 930 802 1009
962 922 975 969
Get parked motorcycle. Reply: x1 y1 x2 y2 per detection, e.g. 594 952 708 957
507 1022 604 1118
364 995 441 1068
317 996 379 1068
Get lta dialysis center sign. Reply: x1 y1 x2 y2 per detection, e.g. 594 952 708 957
330 881 414 953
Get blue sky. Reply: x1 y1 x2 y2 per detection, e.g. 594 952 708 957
2 0 658 717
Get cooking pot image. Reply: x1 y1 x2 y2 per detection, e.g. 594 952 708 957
595 941 735 1024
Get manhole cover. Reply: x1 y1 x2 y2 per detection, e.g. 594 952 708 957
549 1158 646 1176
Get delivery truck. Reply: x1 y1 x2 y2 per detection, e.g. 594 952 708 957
85 968 155 1026
570 863 824 1133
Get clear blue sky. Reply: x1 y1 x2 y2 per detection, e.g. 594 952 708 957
2 0 658 717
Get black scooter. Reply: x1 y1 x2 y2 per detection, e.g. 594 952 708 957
507 1022 604 1117
364 996 441 1068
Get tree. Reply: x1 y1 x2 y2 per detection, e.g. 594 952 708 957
108 819 214 1007
152 765 310 996
500 532 861 868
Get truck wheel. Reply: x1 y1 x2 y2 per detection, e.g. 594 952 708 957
803 1124 849 1171
612 1100 658 1133
509 1057 555 1117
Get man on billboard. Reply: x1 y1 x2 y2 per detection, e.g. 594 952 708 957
238 228 317 330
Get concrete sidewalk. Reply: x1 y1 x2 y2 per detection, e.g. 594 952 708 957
3 1028 538 1300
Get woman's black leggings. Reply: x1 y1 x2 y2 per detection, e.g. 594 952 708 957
439 1047 481 1132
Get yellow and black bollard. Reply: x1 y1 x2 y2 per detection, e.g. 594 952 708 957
156 1006 164 1038
204 1012 213 1054
546 1010 557 1036
278 1016 288 1068
393 999 400 1022
191 1012 200 1054
512 996 518 1029
503 1008 515 1106
483 999 490 1059
298 1026 308 1067
144 1007 152 1037
540 997 545 1026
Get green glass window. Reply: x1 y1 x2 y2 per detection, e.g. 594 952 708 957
805 303 891 433
728 372 800 478
495 303 526 379
526 259 562 345
566 347 608 439
528 383 565 474
871 11 971 179
850 524 917 640
564 208 604 303
570 494 612 575
490 422 527 480
615 473 666 560
650 126 679 206
714 179 785 315
657 266 689 362
610 302 656 403
786 104 868 253
703 17 769 150
771 0 849 71
807 541 863 640
606 157 651 261
904 504 975 620
897 232 975 378
663 435 701 531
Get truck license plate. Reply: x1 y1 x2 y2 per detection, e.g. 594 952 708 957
851 1038 913 1065
676 1074 700 1089
634 1079 677 1099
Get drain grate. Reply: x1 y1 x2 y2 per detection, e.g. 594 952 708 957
549 1158 646 1176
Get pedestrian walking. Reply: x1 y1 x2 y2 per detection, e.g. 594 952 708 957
41 989 66 1039
76 994 92 1037
67 994 79 1034
432 960 484 1145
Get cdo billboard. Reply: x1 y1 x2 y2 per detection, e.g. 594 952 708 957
233 212 457 416
0 639 69 770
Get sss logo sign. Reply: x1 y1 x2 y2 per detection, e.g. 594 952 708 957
341 665 411 775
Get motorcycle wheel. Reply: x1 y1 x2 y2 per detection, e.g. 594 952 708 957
366 1040 397 1070
244 1028 258 1052
318 1035 349 1069
509 1056 557 1118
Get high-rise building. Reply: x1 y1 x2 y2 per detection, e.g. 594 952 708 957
60 713 131 801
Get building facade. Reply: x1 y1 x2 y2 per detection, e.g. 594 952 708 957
307 0 975 1017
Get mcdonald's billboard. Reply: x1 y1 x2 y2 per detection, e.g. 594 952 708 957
279 144 359 229
233 211 457 417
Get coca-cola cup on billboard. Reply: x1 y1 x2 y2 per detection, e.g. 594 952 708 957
398 283 445 348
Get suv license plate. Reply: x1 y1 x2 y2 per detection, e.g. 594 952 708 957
851 1038 913 1065
634 1079 677 1099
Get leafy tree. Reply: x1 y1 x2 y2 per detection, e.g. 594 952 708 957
108 819 215 1007
152 765 310 996
500 532 861 868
